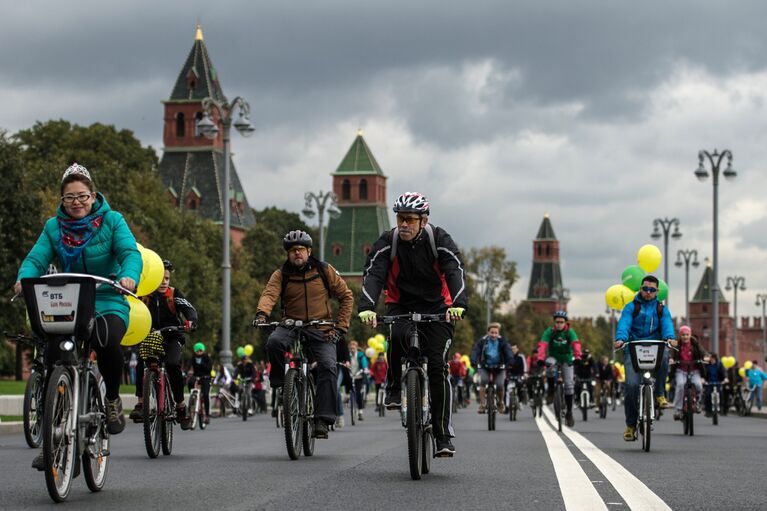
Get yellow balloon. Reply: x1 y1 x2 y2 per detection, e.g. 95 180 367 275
637 244 662 273
722 356 735 369
739 368 746 378
210 370 217 377
244 344 254 357
136 246 164 296
375 333 385 343
744 360 753 370
121 296 151 346
605 284 636 310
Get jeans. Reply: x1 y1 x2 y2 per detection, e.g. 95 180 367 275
623 348 669 427
673 370 703 411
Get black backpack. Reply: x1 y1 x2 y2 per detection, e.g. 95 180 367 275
389 223 438 263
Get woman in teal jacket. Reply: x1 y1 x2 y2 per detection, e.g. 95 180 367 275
15 163 142 446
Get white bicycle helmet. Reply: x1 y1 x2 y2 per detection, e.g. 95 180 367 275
392 192 430 215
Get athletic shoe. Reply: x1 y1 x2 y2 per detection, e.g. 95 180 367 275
106 397 126 434
129 402 143 423
313 421 329 439
335 416 345 429
623 425 637 441
435 436 455 457
384 393 401 409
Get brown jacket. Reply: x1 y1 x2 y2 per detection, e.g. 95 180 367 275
256 259 353 332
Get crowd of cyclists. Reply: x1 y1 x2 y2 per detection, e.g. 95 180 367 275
9 164 767 497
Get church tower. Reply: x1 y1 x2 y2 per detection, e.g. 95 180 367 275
323 131 390 282
689 261 732 354
157 24 256 243
525 214 565 315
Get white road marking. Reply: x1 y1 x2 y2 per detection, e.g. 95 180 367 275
542 407 671 511
534 413 608 511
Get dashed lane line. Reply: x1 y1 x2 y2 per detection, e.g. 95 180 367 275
542 407 671 511
534 412 608 511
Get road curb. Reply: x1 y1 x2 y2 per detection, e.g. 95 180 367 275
0 421 24 434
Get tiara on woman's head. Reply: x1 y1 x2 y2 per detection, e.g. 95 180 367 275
62 163 91 182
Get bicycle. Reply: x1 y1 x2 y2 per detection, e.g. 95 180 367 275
187 376 209 430
376 380 387 417
672 359 703 436
256 319 335 460
597 379 611 419
745 384 758 416
546 358 566 432
624 339 670 452
705 382 721 426
239 377 253 421
139 325 184 459
576 377 593 422
528 372 544 418
480 364 505 431
378 313 450 481
5 332 47 448
506 375 523 422
214 382 239 418
19 273 134 502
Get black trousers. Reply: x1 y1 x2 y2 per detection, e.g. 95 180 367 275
135 339 185 404
266 326 337 424
386 310 455 438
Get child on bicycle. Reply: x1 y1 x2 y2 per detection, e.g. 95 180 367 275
371 352 388 411
670 325 705 420
187 343 212 424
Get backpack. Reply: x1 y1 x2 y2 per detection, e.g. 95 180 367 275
279 259 332 311
631 299 664 325
389 223 438 263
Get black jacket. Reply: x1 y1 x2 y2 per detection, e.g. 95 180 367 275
575 356 596 379
190 353 212 378
359 225 468 314
144 287 198 344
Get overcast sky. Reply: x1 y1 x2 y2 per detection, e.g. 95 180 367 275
3 1 767 319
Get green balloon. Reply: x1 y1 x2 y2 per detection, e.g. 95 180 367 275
657 278 669 302
236 346 246 358
621 264 646 292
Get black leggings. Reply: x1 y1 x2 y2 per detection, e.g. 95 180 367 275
45 314 127 400
135 339 185 404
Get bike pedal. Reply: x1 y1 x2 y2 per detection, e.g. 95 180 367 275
435 451 454 458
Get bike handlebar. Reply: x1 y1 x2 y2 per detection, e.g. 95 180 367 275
41 272 139 299
376 313 448 324
3 332 43 348
254 318 338 329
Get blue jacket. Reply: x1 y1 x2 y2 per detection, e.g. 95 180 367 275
615 297 675 342
470 335 514 368
747 367 767 387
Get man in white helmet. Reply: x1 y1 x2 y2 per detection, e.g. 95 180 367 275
358 192 467 457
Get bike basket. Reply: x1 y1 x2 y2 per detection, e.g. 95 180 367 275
139 332 165 359
628 341 665 372
21 276 96 339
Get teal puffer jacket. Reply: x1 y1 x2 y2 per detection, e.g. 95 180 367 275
17 193 143 327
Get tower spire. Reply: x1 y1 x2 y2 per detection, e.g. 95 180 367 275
195 22 203 41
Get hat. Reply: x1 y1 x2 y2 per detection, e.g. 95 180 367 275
679 325 692 335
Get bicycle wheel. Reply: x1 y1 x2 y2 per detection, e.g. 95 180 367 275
302 374 316 457
161 379 174 455
241 389 249 421
712 390 719 426
487 386 495 431
421 428 432 474
581 391 588 422
83 372 109 492
349 384 356 426
143 371 161 458
378 389 386 417
406 370 423 480
510 392 518 422
746 392 754 416
23 371 44 448
553 385 563 432
42 366 76 502
451 386 458 414
283 369 302 460
642 385 652 452
188 392 199 431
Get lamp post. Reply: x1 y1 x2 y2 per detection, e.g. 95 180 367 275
725 276 746 359
695 149 737 355
475 274 501 328
551 286 570 312
756 293 767 360
675 249 700 324
197 96 255 369
605 307 616 352
302 191 341 261
650 217 682 309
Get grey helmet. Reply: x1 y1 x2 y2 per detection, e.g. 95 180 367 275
283 230 313 251
392 192 430 215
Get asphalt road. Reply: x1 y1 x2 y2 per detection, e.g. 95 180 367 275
0 398 765 510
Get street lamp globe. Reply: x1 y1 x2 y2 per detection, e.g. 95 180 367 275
723 163 737 181
234 113 256 137
197 112 218 140
694 162 709 182
328 205 342 220
651 228 662 240
671 228 682 240
302 206 316 218
675 260 683 268
692 259 700 268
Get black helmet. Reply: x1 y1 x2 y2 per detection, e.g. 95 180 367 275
283 230 313 251
553 310 568 320
163 259 174 272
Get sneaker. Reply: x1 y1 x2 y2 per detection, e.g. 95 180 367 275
31 451 45 471
435 436 455 457
313 420 329 439
129 402 143 423
565 413 575 428
358 410 364 421
204 415 210 425
623 425 637 441
656 396 669 409
477 404 486 414
335 416 345 429
673 412 682 421
498 403 507 414
106 397 126 435
384 392 402 410
177 404 192 430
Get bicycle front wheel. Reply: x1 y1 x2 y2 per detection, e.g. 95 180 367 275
553 386 563 432
302 374 316 457
406 370 423 480
712 391 719 426
188 392 199 430
143 371 161 458
510 392 518 422
283 369 303 460
161 379 174 455
581 392 588 422
641 384 652 452
42 366 76 502
487 387 495 431
83 372 109 492
23 371 44 448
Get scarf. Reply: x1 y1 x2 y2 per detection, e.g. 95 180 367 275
57 211 104 271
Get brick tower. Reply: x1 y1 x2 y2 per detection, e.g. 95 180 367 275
157 24 256 244
323 131 390 282
525 214 565 315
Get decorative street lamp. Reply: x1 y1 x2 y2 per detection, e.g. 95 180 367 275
302 191 341 261
650 217 682 309
695 149 737 354
475 274 502 328
725 276 746 359
756 293 767 361
551 286 571 312
605 307 617 352
675 249 700 324
197 96 255 369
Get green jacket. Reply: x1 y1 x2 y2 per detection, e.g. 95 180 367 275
17 193 142 327
538 326 581 364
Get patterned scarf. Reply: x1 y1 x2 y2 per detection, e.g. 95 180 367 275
57 211 104 271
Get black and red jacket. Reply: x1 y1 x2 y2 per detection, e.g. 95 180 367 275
358 225 467 314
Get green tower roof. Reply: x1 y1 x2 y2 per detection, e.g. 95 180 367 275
324 205 390 275
536 214 557 240
333 133 383 176
691 265 727 303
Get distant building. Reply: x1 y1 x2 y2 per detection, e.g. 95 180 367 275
524 214 566 316
323 131 390 282
157 24 256 244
